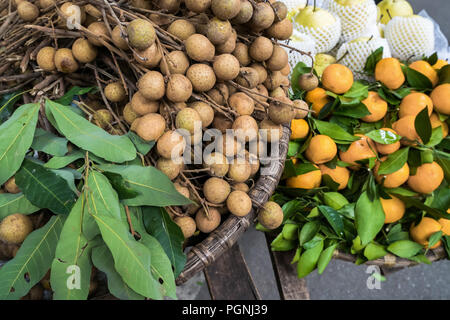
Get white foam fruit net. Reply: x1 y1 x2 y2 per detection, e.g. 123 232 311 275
385 15 435 62
285 30 316 70
295 16 342 54
324 0 378 42
336 38 391 80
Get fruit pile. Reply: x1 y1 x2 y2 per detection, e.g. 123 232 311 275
263 49 450 278
0 0 305 300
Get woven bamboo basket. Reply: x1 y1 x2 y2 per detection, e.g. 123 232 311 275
175 124 291 285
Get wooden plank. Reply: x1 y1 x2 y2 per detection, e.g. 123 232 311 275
204 243 261 300
265 234 310 300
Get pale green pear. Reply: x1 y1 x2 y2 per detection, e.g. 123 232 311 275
377 0 413 24
295 6 336 29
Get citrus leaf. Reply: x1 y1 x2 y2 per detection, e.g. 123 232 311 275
342 81 369 99
333 103 371 118
44 150 84 169
271 233 297 251
142 206 186 278
391 193 450 220
317 243 337 274
0 193 39 219
364 47 383 75
0 215 65 299
414 107 432 144
297 240 324 278
436 157 450 184
312 119 359 143
50 196 92 300
428 231 443 249
45 100 136 163
299 221 320 246
318 205 344 238
366 129 401 145
387 240 423 258
31 128 68 157
406 67 433 90
355 192 385 245
378 147 409 175
15 159 76 215
97 164 192 207
0 103 40 185
364 242 387 260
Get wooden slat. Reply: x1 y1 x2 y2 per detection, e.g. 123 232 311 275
204 243 261 300
265 234 310 300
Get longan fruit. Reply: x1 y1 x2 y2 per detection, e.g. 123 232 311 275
87 22 109 46
266 46 288 71
270 87 287 98
160 50 190 75
250 2 275 31
258 201 283 230
156 158 183 180
137 71 165 100
131 91 159 115
133 113 166 141
232 115 259 142
247 151 260 177
249 36 274 62
72 38 98 63
266 18 293 40
208 83 229 106
280 63 290 76
203 177 231 204
59 2 86 25
226 190 252 217
134 43 162 68
164 74 192 103
83 4 101 19
127 19 156 50
294 100 309 119
272 1 288 21
174 182 190 199
4 176 20 194
213 113 233 133
185 34 215 62
36 46 56 72
123 103 138 125
211 0 241 20
216 28 237 54
167 19 196 41
111 25 129 50
259 118 282 143
232 0 253 24
17 1 39 22
232 42 251 66
213 54 240 81
104 82 127 103
268 96 296 125
195 208 221 233
264 70 284 90
254 84 269 105
232 182 249 193
187 64 217 92
93 109 113 129
216 134 243 157
0 214 33 244
176 107 202 135
54 48 78 73
157 130 186 159
191 101 214 128
228 159 251 183
229 92 255 116
298 73 319 92
236 67 259 89
175 216 196 239
203 152 229 177
207 17 232 45
249 63 268 84
39 0 54 9
185 0 211 13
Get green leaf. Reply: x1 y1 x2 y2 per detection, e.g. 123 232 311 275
290 62 311 94
297 240 324 278
430 186 450 212
0 103 40 185
390 193 450 220
142 206 186 277
387 240 423 258
427 126 444 147
91 244 145 300
378 147 409 175
364 242 388 260
408 254 432 264
425 52 438 66
318 205 344 237
317 244 337 274
281 223 298 241
414 107 432 144
342 81 369 100
44 150 84 169
333 103 371 119
282 161 319 180
436 157 450 184
428 231 443 249
355 192 385 245
271 233 297 251
126 131 155 155
406 67 433 90
366 129 401 145
31 128 68 157
102 171 140 200
0 193 39 219
312 119 359 143
364 47 384 75
15 159 76 215
299 221 320 246
322 192 349 210
0 215 65 299
0 91 23 124
45 100 136 163
50 196 92 300
97 164 192 207
55 86 95 106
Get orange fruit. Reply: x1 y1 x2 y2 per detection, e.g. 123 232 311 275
409 60 438 87
290 119 309 140
375 128 401 155
407 162 444 194
305 135 337 164
432 59 448 70
306 87 330 117
374 157 410 188
430 113 449 138
339 135 377 168
439 214 450 235
380 196 405 224
398 92 433 118
430 84 450 115
321 64 354 94
286 165 321 189
375 58 405 90
361 91 388 122
410 217 442 249
318 164 350 190
392 115 420 144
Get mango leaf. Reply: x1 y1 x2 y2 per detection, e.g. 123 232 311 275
366 129 401 145
0 193 39 219
318 205 344 238
355 192 385 245
15 159 76 215
50 196 92 300
312 119 359 143
297 239 324 278
91 244 145 300
31 128 68 157
45 100 136 163
414 107 432 144
406 67 433 90
378 147 409 175
55 86 95 106
317 243 337 274
0 215 65 299
0 103 40 185
97 164 192 207
142 206 186 277
86 170 162 299
44 150 84 169
387 240 423 258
